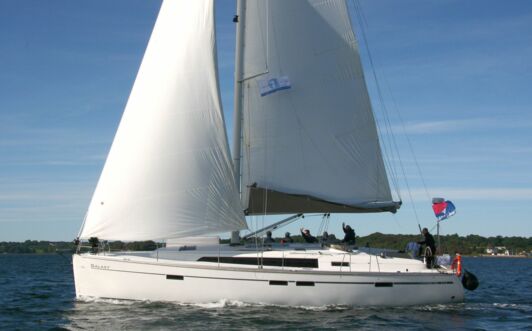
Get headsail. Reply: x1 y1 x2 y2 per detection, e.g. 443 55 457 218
237 0 398 215
80 0 246 241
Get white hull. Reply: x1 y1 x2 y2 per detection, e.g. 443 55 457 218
73 246 464 306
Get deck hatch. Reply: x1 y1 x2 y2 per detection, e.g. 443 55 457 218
166 275 184 280
269 280 288 286
197 257 318 268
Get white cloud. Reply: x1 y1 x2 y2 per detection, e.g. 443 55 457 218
393 117 532 135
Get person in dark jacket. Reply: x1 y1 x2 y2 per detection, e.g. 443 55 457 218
300 228 318 243
417 228 436 268
282 232 294 243
264 231 274 244
342 222 356 245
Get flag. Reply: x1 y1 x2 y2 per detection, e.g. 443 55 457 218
432 200 456 221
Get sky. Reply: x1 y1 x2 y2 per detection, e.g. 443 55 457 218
1 0 531 241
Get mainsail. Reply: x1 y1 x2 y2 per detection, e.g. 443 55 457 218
237 0 399 215
80 0 246 241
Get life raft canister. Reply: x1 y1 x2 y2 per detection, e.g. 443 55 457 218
451 253 462 277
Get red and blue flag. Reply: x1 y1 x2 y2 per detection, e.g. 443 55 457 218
432 200 456 221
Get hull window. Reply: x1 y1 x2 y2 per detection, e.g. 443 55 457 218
296 281 315 287
166 275 184 280
331 262 349 267
269 280 289 286
374 282 393 287
197 257 318 268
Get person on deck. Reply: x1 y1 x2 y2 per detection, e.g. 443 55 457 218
283 232 294 243
417 228 436 268
264 231 275 244
300 228 318 243
342 222 356 245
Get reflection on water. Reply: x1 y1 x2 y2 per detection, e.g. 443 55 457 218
0 255 530 330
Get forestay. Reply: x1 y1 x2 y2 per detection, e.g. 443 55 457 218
238 0 398 214
80 0 246 241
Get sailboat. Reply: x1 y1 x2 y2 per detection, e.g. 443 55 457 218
73 0 466 306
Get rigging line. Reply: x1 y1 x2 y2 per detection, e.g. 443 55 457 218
245 84 252 196
263 9 270 232
360 52 412 208
258 2 271 222
383 74 432 201
317 214 327 236
379 78 427 227
348 1 393 193
351 0 424 226
352 0 402 196
349 0 401 200
355 0 370 29
244 84 261 262
324 213 331 234
391 213 404 230
353 1 396 179
77 211 88 238
266 0 269 71
252 216 261 267
351 0 430 226
237 83 244 195
305 213 328 217
261 38 269 237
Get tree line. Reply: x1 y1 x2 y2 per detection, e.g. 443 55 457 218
355 233 532 255
1 234 530 255
0 240 157 254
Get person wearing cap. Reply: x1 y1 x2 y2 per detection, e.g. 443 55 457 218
417 228 436 268
300 227 318 243
264 230 275 244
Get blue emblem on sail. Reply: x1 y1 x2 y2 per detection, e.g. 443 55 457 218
259 76 291 96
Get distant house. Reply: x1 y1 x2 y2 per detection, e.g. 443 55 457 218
486 246 510 255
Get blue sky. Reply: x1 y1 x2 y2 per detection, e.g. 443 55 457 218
1 0 531 241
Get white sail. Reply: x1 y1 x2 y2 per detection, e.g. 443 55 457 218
238 0 398 215
80 0 247 241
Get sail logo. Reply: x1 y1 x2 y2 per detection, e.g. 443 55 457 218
259 76 291 96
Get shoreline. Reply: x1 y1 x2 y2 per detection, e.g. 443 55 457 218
471 254 530 258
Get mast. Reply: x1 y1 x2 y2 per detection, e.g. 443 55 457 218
230 0 246 244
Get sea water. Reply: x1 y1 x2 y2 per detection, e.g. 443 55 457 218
0 254 530 330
